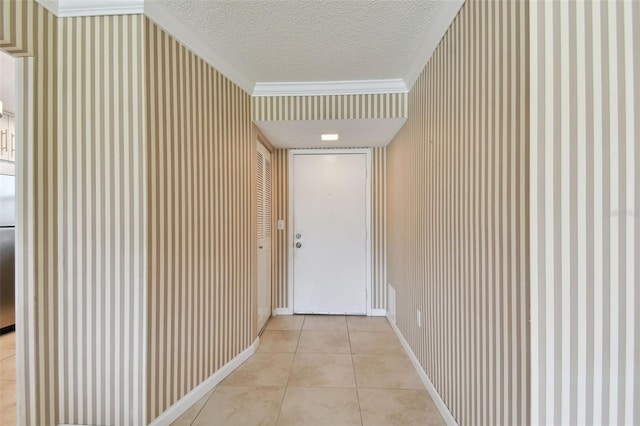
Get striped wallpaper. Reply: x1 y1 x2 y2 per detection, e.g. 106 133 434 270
371 146 386 310
386 1 529 425
271 149 289 310
530 1 639 425
56 14 146 426
0 0 33 56
8 5 258 424
14 3 58 425
252 93 408 122
10 5 149 424
145 18 256 423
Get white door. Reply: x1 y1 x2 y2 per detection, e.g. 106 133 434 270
292 153 368 314
257 142 272 331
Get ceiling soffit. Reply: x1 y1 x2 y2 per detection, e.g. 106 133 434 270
252 93 408 122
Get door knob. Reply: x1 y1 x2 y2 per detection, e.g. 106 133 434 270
295 242 302 248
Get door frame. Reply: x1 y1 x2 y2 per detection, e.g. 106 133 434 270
256 138 272 333
287 148 373 316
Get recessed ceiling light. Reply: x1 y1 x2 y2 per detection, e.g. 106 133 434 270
321 133 339 141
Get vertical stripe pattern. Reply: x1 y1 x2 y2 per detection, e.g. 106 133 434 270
145 19 255 423
271 149 289 309
530 1 639 425
386 1 529 425
252 93 408 122
14 7 148 424
15 4 58 425
56 14 146 426
0 0 33 56
372 147 387 310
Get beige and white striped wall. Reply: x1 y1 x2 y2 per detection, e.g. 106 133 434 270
56 13 147 426
0 0 33 56
15 3 58 425
371 147 386 310
271 149 289 309
145 18 256 423
252 93 407 122
3 2 258 424
530 1 639 425
12 5 149 425
387 1 530 425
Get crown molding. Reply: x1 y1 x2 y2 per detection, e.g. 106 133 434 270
252 79 408 97
404 0 465 90
36 0 144 17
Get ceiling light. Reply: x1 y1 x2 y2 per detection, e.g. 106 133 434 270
321 133 339 141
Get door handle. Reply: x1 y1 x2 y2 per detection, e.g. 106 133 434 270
295 242 302 248
259 245 263 249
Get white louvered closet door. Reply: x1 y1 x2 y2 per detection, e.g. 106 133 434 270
257 142 272 331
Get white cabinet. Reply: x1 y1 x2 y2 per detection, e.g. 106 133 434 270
0 113 15 163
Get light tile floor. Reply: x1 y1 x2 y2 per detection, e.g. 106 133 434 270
172 316 444 426
0 332 16 426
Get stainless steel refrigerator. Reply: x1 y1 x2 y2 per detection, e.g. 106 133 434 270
0 174 15 332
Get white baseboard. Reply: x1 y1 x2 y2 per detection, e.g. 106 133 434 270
273 307 293 315
274 308 385 316
386 314 458 426
148 337 260 426
273 308 387 317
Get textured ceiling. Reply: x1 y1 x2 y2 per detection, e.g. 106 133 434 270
158 0 448 85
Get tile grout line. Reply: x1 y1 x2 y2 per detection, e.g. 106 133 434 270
273 314 305 425
186 388 216 426
347 316 365 426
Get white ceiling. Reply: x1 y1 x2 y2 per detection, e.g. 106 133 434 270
256 118 406 149
155 0 464 91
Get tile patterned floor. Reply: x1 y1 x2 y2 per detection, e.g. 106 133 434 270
172 316 444 426
0 332 16 426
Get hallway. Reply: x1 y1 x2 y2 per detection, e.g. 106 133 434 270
171 316 443 426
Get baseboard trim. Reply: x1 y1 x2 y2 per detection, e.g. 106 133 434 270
148 337 260 426
386 314 458 426
274 308 385 316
